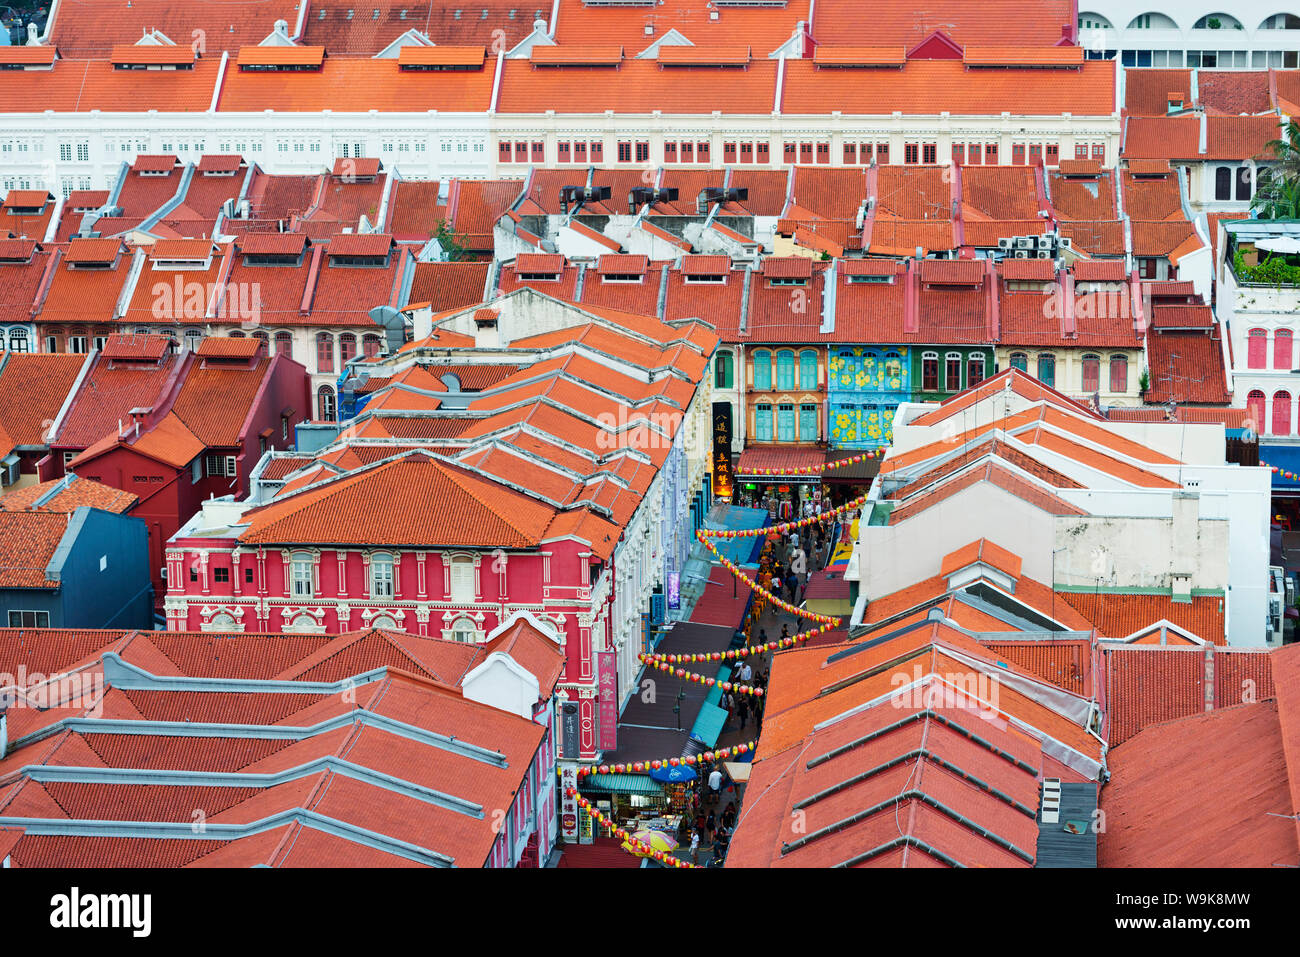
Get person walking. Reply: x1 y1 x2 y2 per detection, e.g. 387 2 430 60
707 765 723 806
690 828 701 866
738 659 753 684
737 694 749 731
785 570 799 603
722 803 737 832
706 810 716 843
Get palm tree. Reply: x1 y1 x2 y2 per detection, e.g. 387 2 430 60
1253 120 1300 219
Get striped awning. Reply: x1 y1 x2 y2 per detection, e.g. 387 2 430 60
581 773 664 795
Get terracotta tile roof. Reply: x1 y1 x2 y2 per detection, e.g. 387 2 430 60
498 57 778 114
49 0 298 57
0 57 223 112
1121 170 1182 221
781 58 1114 116
1059 221 1125 257
1198 70 1275 115
303 0 535 50
0 244 53 325
1066 592 1226 646
397 45 487 68
0 47 57 66
982 639 1092 696
1123 69 1193 116
217 57 495 112
52 350 182 452
196 337 263 360
813 0 1072 47
553 0 803 53
961 165 1043 220
887 461 1089 525
99 333 172 361
1124 114 1281 161
1100 698 1298 866
1070 258 1127 281
448 179 522 249
240 453 557 548
761 256 814 279
998 259 1056 281
1131 219 1198 258
1145 329 1231 404
939 539 1023 580
0 511 69 588
918 258 985 285
406 261 491 312
0 355 86 448
1049 169 1117 221
0 474 137 515
168 357 276 448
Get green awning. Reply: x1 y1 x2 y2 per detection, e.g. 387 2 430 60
581 773 664 795
690 702 729 749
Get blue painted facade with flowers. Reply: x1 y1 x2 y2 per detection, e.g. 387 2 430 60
827 346 910 450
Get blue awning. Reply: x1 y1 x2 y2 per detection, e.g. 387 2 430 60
581 773 664 795
689 703 729 750
1262 444 1300 491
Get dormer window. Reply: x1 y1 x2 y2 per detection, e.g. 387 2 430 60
845 273 892 284
768 276 807 287
244 251 304 266
328 252 390 267
684 273 726 284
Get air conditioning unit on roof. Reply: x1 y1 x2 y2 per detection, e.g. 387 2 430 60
1015 236 1034 249
1059 236 1073 249
1036 249 1052 259
1014 249 1030 259
998 237 1014 250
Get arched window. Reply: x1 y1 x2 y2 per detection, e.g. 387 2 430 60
714 351 733 389
883 351 903 379
798 349 817 390
1081 354 1101 392
1009 352 1029 372
252 330 270 352
1260 14 1300 30
371 615 398 629
752 350 771 391
1108 355 1128 393
287 613 319 633
1128 12 1177 29
1193 13 1241 29
945 352 962 392
183 328 203 352
776 350 795 390
370 553 394 598
316 333 335 374
339 333 357 365
362 333 382 358
210 612 235 630
1248 329 1268 369
7 328 28 353
274 331 294 359
317 385 336 422
1276 329 1293 371
450 617 477 643
966 352 985 388
290 552 314 598
229 329 245 338
1273 390 1293 436
1077 12 1115 31
922 352 939 391
1247 390 1266 432
449 555 475 603
1037 353 1056 388
1215 166 1234 202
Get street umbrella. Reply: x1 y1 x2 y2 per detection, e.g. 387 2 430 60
621 829 678 858
648 764 698 783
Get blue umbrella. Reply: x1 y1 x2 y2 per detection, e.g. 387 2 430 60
649 764 698 783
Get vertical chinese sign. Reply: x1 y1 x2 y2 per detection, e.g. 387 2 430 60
712 401 733 500
596 650 617 753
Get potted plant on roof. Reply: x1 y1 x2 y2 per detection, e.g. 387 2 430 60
1138 367 1150 396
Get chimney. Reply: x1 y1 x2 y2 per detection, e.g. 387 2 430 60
274 18 289 38
1171 491 1199 599
412 305 433 342
473 308 500 348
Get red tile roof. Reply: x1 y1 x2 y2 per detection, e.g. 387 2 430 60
939 539 1023 580
53 350 182 452
1145 329 1231 404
814 0 1072 47
1067 592 1227 646
0 511 70 587
0 57 224 112
1123 69 1192 115
1099 698 1299 867
0 474 138 515
406 261 491 313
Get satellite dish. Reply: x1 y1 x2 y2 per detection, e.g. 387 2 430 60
367 306 406 356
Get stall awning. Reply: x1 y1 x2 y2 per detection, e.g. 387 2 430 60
823 448 881 484
735 445 825 481
1263 444 1300 495
582 773 664 795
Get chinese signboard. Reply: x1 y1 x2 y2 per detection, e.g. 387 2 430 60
560 765 579 840
561 700 580 759
712 402 733 499
597 651 617 752
667 571 680 610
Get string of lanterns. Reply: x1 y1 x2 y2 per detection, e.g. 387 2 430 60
1264 462 1300 482
570 466 865 865
741 448 882 478
567 791 698 868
